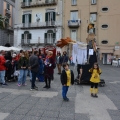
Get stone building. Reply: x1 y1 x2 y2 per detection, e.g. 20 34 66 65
0 0 15 46
63 0 120 64
14 0 63 50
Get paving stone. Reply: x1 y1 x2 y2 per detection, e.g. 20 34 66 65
59 112 75 119
0 92 10 100
75 113 90 120
58 119 73 120
110 115 120 120
22 115 40 120
0 106 16 113
42 110 59 118
23 97 39 104
107 110 120 116
12 108 30 115
27 109 44 117
40 117 58 120
18 103 34 109
4 114 24 120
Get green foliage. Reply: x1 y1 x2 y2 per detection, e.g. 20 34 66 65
0 14 8 29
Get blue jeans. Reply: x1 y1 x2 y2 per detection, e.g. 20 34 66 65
31 71 37 89
37 74 44 82
29 70 32 81
0 70 5 84
62 86 69 99
18 69 27 84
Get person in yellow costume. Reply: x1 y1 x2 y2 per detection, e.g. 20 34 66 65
89 63 102 98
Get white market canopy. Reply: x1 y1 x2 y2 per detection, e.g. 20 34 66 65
0 46 21 51
9 46 21 51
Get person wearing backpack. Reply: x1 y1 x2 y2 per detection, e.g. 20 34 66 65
0 51 7 86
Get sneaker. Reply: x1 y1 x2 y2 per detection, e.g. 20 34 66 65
30 88 35 91
17 83 21 87
63 98 69 102
66 97 69 101
34 86 38 90
0 82 3 85
94 94 98 98
2 83 8 86
43 85 48 88
22 83 27 86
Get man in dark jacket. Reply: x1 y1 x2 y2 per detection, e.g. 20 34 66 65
29 51 39 90
61 51 69 64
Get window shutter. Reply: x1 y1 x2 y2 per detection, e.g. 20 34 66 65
21 34 24 39
29 33 32 39
53 12 56 21
45 13 48 22
22 15 25 23
29 14 32 23
53 33 56 39
44 33 47 43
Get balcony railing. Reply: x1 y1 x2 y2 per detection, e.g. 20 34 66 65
21 38 56 45
21 0 57 8
45 38 56 44
14 21 61 29
68 20 81 28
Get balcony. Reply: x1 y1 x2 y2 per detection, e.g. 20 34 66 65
68 20 81 28
21 38 56 46
16 21 61 29
5 9 11 18
45 38 56 44
21 0 57 8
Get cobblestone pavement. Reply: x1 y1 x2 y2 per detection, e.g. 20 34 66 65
0 65 120 120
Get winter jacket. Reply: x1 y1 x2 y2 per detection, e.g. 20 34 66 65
61 69 74 85
56 56 62 64
0 55 6 71
61 55 69 63
18 57 29 70
29 55 39 73
44 57 54 75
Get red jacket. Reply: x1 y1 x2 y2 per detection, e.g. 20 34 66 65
0 56 6 71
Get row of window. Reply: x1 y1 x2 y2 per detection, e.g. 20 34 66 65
71 0 97 5
21 30 56 44
22 12 56 24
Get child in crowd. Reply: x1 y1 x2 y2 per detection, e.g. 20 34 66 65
61 63 74 101
89 63 102 98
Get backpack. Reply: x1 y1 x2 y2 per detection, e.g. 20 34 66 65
4 60 11 68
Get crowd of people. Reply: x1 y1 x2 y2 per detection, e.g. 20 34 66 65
0 49 101 101
0 49 70 89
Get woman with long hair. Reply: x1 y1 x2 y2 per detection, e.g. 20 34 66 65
43 51 54 88
17 52 29 86
89 63 102 98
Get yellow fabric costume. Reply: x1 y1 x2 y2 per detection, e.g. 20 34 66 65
89 69 102 83
66 70 71 86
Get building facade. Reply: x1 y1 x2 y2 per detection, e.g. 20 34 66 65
0 0 15 46
63 0 120 63
14 0 63 50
